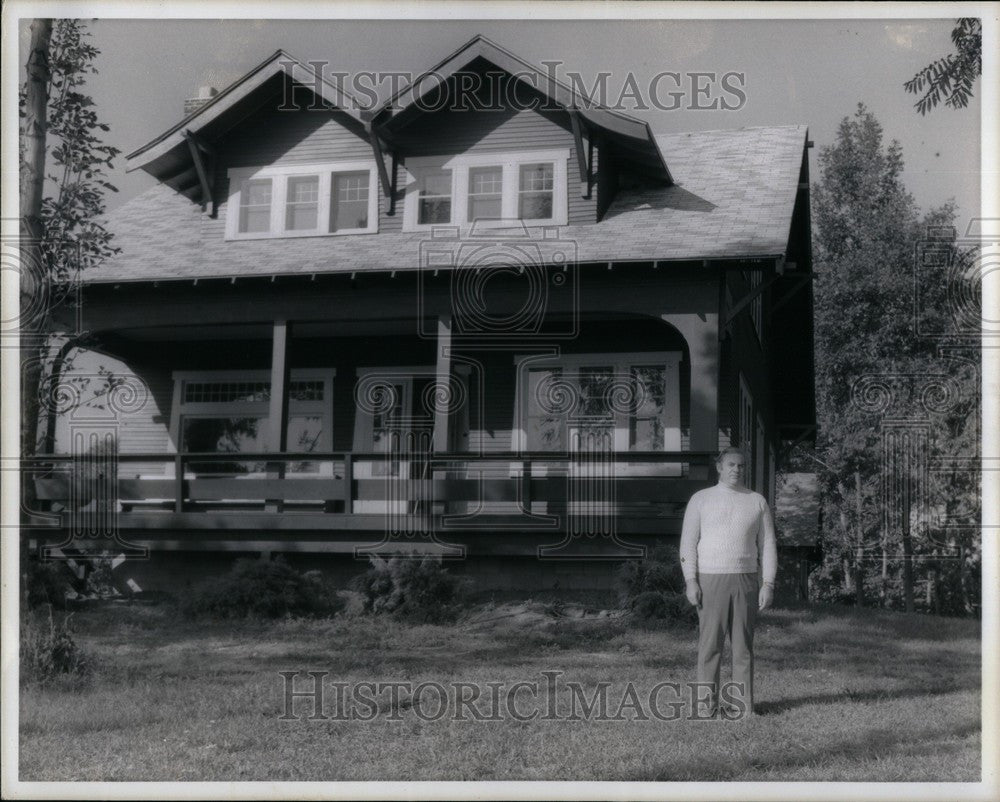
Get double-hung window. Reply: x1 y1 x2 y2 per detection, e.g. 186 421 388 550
227 162 378 240
416 169 453 225
404 150 569 231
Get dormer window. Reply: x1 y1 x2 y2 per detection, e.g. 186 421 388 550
467 167 503 221
403 149 569 231
238 179 272 234
226 162 378 240
519 163 554 220
285 176 319 231
417 169 453 224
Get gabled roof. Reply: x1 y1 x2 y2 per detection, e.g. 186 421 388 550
125 49 370 195
374 35 672 182
87 125 807 284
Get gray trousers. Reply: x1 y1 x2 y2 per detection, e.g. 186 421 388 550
696 572 758 712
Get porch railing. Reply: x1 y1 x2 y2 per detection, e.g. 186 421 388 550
30 450 717 523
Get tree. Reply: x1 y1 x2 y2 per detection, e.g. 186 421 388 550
809 103 979 614
904 18 982 115
19 19 121 461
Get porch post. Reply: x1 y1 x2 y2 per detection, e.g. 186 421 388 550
664 312 719 481
266 319 291 513
432 315 452 453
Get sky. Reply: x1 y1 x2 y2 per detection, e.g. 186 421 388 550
17 13 984 227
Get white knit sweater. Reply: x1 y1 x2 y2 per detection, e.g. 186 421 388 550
679 483 777 583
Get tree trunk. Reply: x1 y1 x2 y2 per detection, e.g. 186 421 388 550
854 471 865 608
20 18 53 465
901 529 915 613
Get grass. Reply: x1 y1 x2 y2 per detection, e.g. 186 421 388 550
18 600 981 782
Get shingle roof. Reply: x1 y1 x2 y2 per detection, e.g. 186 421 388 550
86 124 807 284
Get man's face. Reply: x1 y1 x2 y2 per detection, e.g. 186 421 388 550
717 453 745 488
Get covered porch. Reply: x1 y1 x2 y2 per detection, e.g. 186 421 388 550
32 264 725 555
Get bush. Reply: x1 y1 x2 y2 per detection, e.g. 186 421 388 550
20 609 88 686
616 543 697 626
22 559 72 610
180 557 344 619
351 554 464 624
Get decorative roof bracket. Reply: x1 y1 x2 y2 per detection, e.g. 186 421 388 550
568 108 591 198
363 116 394 200
183 129 214 212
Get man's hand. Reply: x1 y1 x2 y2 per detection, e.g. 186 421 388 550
685 579 702 608
758 583 774 611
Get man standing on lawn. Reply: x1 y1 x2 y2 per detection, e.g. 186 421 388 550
680 446 777 717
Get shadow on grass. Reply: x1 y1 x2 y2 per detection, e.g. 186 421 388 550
634 719 981 781
754 681 982 716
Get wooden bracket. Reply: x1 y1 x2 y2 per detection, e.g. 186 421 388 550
771 272 814 314
183 129 214 212
365 121 393 199
568 109 591 197
724 268 782 328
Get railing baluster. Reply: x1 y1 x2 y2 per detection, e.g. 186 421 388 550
343 452 353 515
174 453 184 513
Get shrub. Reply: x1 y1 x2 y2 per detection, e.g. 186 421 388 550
631 590 669 620
22 559 72 610
179 556 344 619
20 609 88 686
351 554 464 624
616 543 697 627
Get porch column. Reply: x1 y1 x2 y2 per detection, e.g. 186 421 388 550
266 319 291 513
663 312 719 480
432 315 452 453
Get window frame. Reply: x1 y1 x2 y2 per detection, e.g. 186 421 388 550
226 161 378 241
402 149 570 232
169 368 335 460
512 352 682 454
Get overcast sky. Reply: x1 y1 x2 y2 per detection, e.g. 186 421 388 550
20 15 983 225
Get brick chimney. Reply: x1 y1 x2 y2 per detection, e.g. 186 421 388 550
184 86 218 116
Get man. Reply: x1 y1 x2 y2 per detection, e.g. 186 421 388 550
679 446 777 717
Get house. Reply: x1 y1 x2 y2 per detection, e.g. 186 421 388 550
29 36 816 596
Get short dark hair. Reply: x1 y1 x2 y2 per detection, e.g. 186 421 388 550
716 446 747 464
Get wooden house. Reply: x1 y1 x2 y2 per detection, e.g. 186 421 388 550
30 36 816 595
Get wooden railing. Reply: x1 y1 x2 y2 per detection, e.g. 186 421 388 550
30 450 717 526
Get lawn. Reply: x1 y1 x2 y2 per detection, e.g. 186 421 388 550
18 600 981 782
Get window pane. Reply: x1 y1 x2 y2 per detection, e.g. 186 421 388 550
239 179 272 233
468 167 503 222
285 176 319 231
519 193 553 220
184 381 270 404
577 367 613 417
630 367 667 451
182 416 267 474
631 417 665 451
419 198 452 224
526 369 566 451
331 172 370 231
418 170 452 224
519 163 554 220
632 367 666 417
288 415 324 473
520 163 553 191
529 416 564 451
